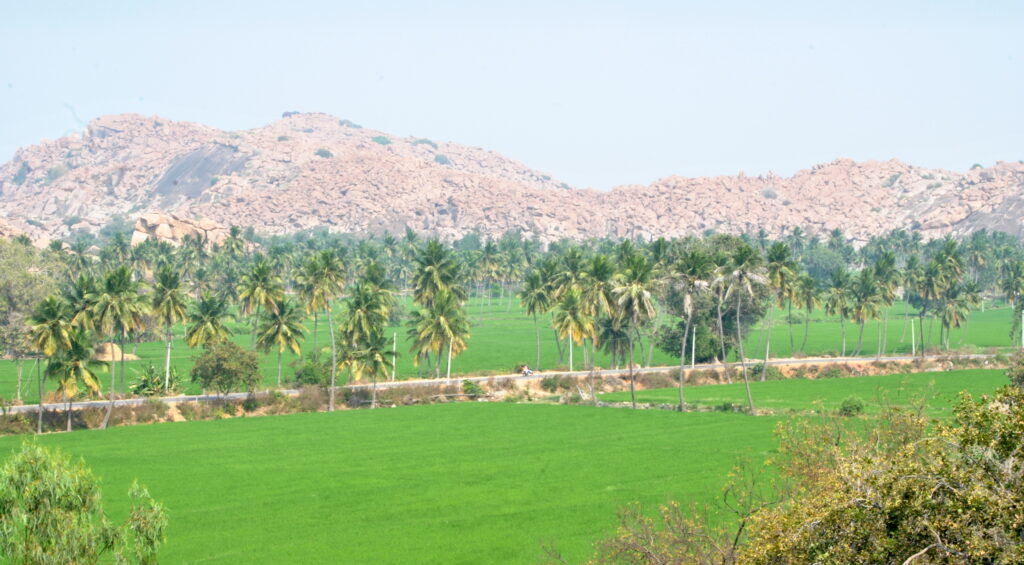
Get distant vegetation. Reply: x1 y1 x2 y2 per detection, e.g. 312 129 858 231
371 135 391 146
315 148 333 158
434 154 450 165
412 138 438 149
338 119 362 129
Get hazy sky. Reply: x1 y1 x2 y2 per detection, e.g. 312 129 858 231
1 1 1021 189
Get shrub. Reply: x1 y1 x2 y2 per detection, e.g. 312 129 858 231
242 395 260 413
761 188 778 199
134 399 169 424
177 402 214 421
45 165 67 184
412 138 438 149
882 173 902 187
296 386 324 412
540 376 560 393
131 363 181 396
209 176 220 186
292 353 330 387
371 135 391 145
338 119 362 128
971 163 983 169
818 366 846 380
462 380 484 397
315 148 333 158
838 396 865 417
12 162 31 186
62 215 82 227
750 363 785 381
1005 350 1024 389
277 135 289 142
638 371 677 389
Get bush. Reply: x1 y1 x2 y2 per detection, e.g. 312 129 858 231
292 353 330 387
315 148 333 158
12 162 30 186
177 402 214 421
750 363 785 381
462 380 484 397
818 365 846 379
45 165 68 184
434 154 451 165
1006 350 1024 389
62 215 82 227
412 138 438 149
131 363 181 396
761 188 778 199
371 136 391 145
837 396 864 417
296 386 324 412
277 135 289 141
540 376 560 393
190 342 260 397
338 119 362 128
134 399 169 424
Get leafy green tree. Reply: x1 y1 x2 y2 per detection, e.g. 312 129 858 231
257 297 307 387
190 341 261 397
185 292 233 348
408 288 470 380
150 266 189 392
0 443 167 564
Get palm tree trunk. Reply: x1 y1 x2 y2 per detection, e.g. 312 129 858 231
446 340 453 382
312 311 319 352
15 358 23 403
277 349 283 388
761 306 774 381
119 333 126 395
554 329 565 363
568 328 574 373
801 313 810 353
164 325 173 392
328 303 338 411
102 335 121 429
787 299 795 355
371 371 378 409
736 294 757 416
37 360 45 434
919 310 927 356
855 321 865 356
250 303 261 350
679 317 690 412
840 315 847 356
716 291 733 384
628 339 636 409
65 388 71 432
533 313 541 371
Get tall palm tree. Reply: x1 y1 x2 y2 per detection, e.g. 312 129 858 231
825 267 853 356
761 242 795 381
613 254 658 409
872 251 900 357
1001 260 1024 347
352 329 397 408
412 239 464 307
308 250 346 411
794 273 820 354
47 328 103 432
709 251 734 384
237 258 284 350
849 269 881 356
725 244 764 415
89 266 147 429
150 266 189 392
28 296 72 434
257 297 307 387
918 259 946 352
185 292 233 348
518 271 551 371
408 288 470 381
551 288 594 373
939 284 977 350
672 249 713 410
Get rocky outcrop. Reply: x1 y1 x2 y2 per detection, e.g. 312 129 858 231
1 112 1022 244
131 212 228 247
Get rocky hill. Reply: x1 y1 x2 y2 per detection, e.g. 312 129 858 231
1 112 1022 245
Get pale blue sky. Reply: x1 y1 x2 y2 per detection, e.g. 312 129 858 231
0 1 1021 188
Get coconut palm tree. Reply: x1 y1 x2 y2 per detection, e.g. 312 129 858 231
257 297 307 387
872 251 900 357
89 266 147 429
185 292 233 348
352 329 397 408
613 254 658 409
825 267 853 356
308 249 346 411
150 266 189 392
794 273 820 354
672 249 713 410
709 250 734 384
518 271 551 371
341 281 391 358
1002 260 1024 347
849 269 881 356
918 259 946 352
551 288 594 373
408 288 470 381
725 244 764 415
412 239 464 307
47 328 103 432
761 242 795 380
28 296 72 433
939 284 977 350
237 257 284 350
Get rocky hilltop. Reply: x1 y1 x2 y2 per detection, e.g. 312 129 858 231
1 112 1022 245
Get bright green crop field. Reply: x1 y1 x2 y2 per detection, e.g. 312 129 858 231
0 369 1009 563
0 296 1017 404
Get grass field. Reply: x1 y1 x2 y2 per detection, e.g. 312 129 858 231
0 295 1017 404
0 369 1009 563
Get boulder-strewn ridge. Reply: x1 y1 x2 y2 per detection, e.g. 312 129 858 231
1 112 1022 244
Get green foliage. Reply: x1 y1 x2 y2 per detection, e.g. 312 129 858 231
371 135 391 145
45 165 68 184
971 163 983 169
837 395 864 416
0 443 167 564
462 380 484 396
190 341 260 396
292 353 330 387
276 135 289 142
1006 350 1024 388
760 188 777 199
540 375 560 393
130 363 180 396
338 119 362 128
314 148 333 158
412 138 438 149
749 363 784 381
62 215 82 227
882 172 902 187
209 176 220 186
433 154 450 165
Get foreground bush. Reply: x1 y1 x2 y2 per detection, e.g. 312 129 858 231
0 443 167 563
578 383 1024 564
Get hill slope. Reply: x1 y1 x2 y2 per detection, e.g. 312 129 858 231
1 112 1022 243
